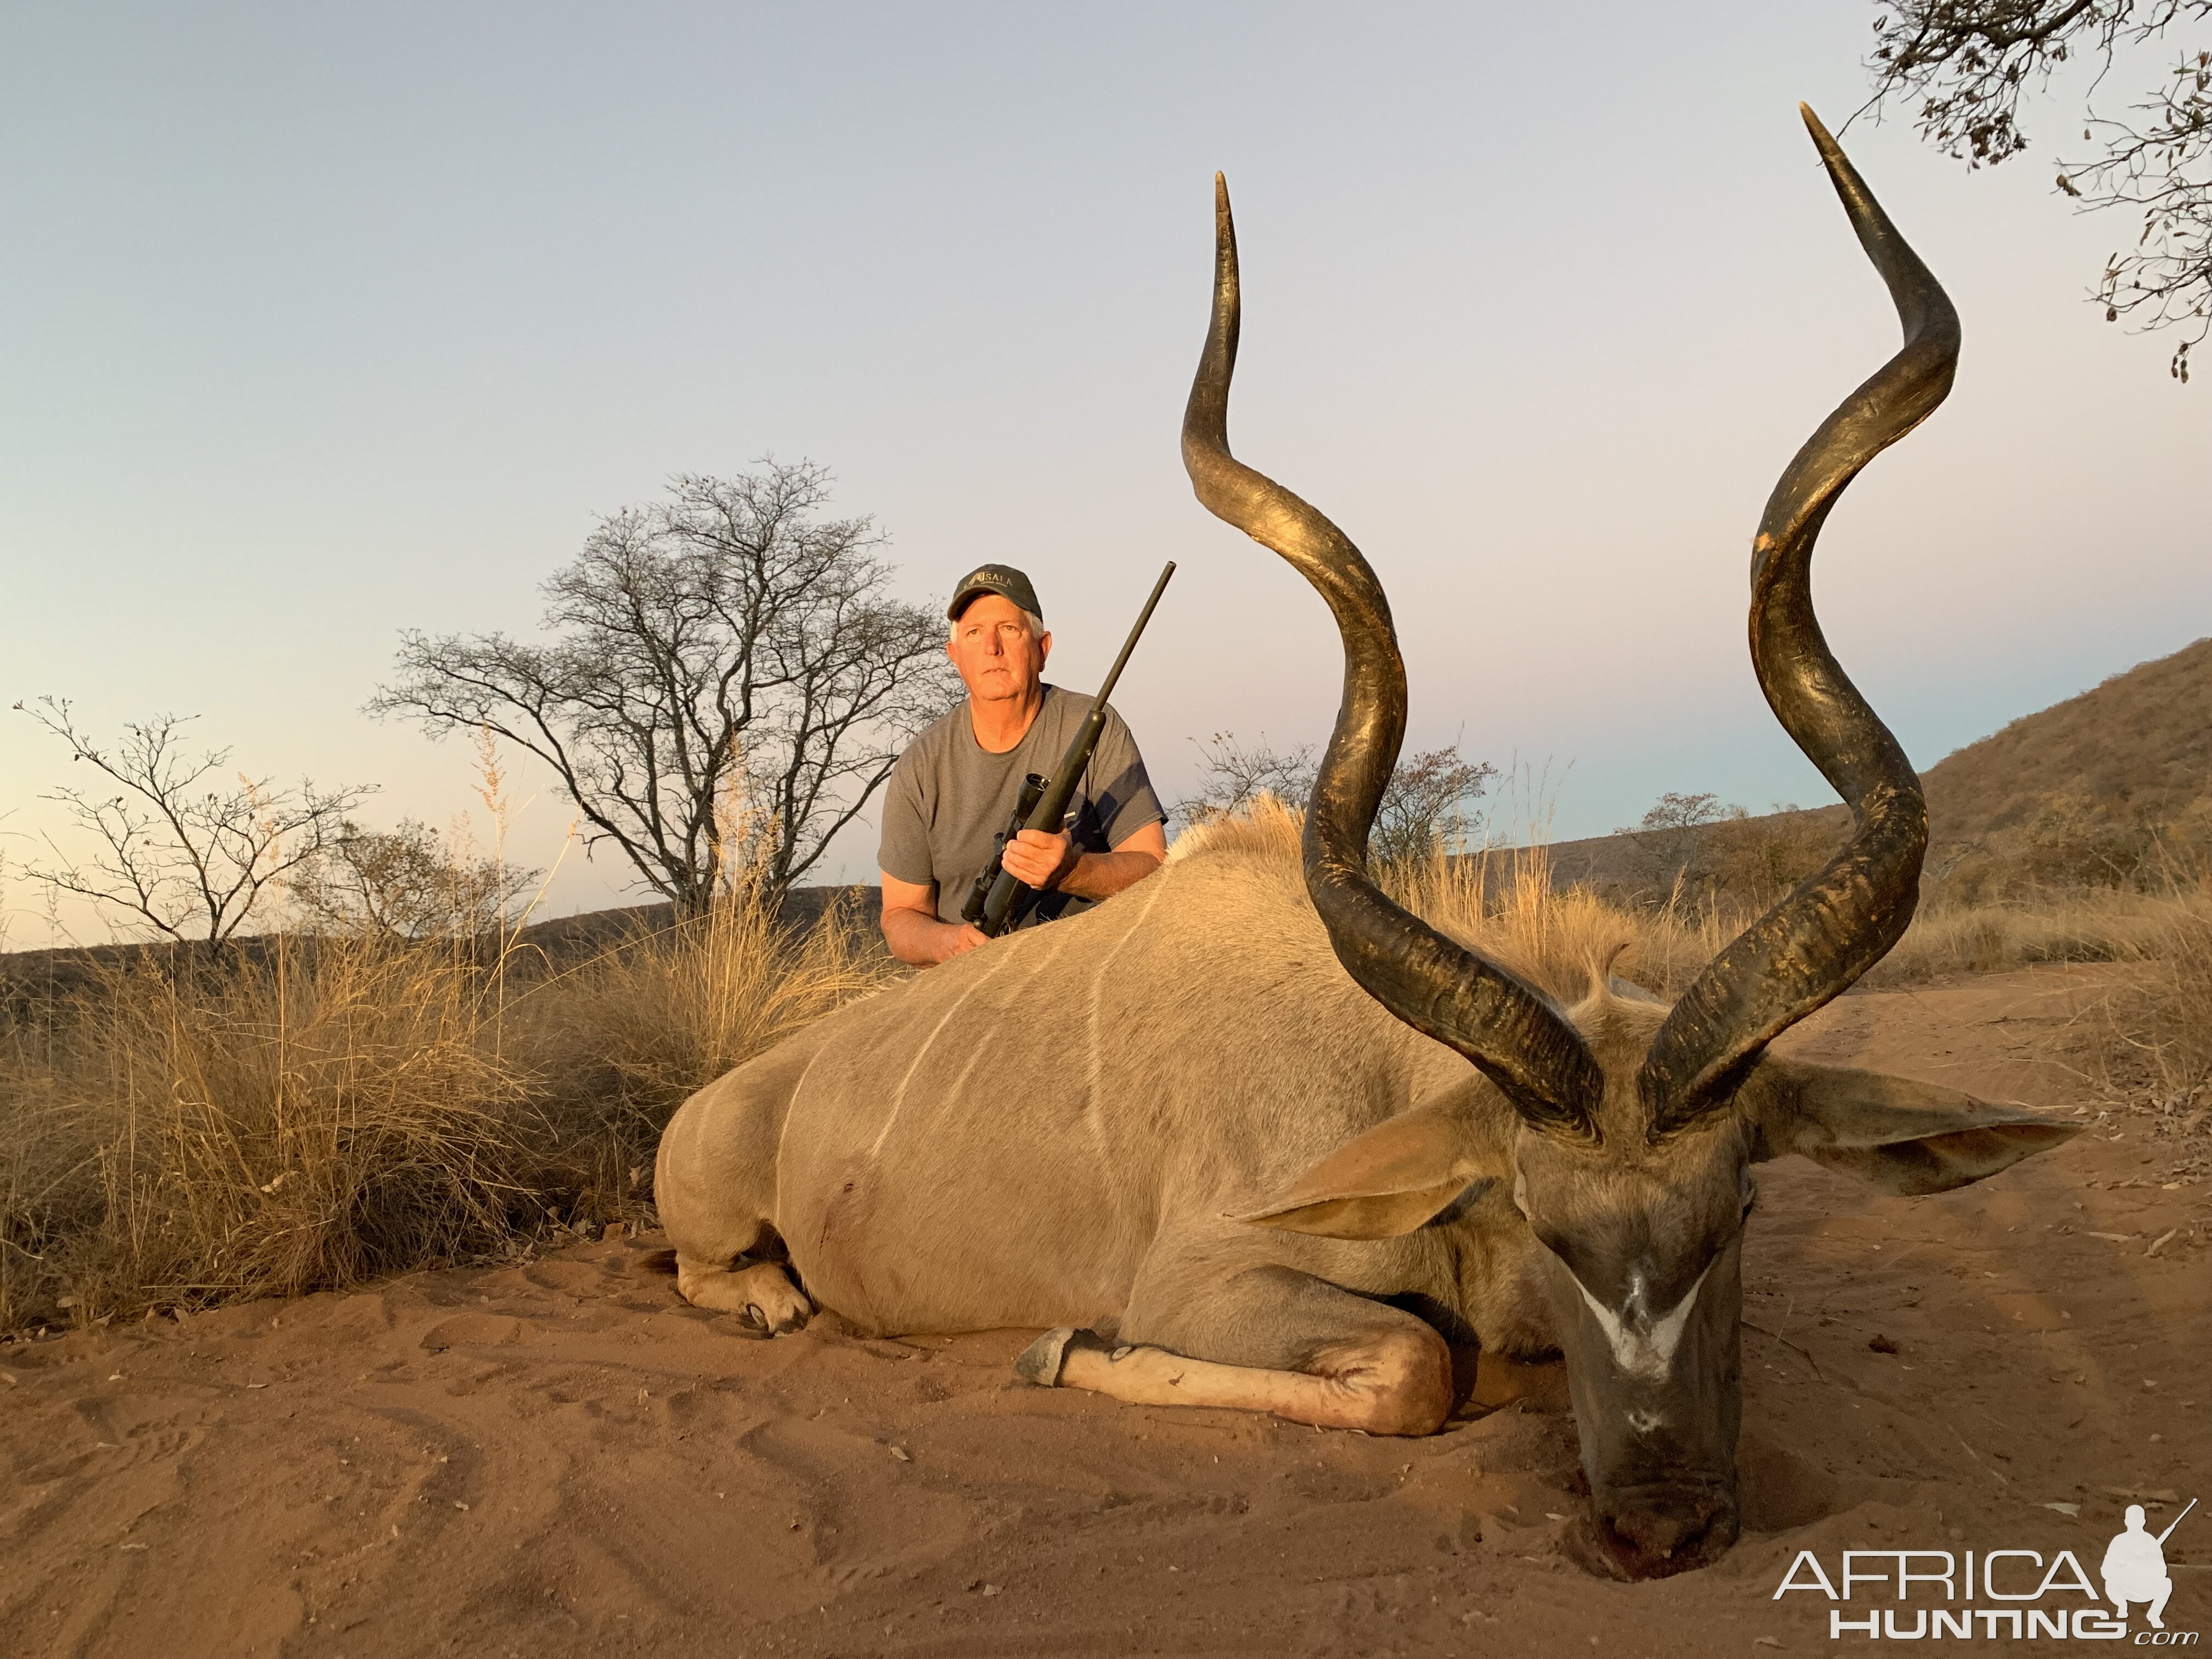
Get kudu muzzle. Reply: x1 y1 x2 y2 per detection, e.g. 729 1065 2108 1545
1544 1237 1748 1578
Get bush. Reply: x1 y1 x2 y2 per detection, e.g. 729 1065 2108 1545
286 818 538 940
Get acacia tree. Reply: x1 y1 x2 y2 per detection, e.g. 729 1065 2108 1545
1616 790 1734 884
1178 731 1498 862
1865 1 2211 379
15 697 371 949
372 462 952 916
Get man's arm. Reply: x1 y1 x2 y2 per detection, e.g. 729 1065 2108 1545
880 871 990 966
1000 819 1166 901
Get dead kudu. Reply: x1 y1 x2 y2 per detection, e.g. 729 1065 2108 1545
653 109 2080 1579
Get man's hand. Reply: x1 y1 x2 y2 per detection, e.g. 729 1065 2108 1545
935 921 991 962
881 870 994 967
999 827 1077 890
1008 821 1168 904
882 906 990 966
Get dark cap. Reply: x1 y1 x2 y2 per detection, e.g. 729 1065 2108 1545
946 563 1043 623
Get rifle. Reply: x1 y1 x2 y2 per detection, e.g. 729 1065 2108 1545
960 561 1176 938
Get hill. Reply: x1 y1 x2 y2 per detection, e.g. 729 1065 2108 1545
1918 634 2212 843
1548 635 2212 896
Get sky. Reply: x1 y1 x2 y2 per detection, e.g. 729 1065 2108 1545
3 3 2207 943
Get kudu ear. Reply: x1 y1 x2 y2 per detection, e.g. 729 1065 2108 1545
1742 1058 2084 1197
1231 1101 1498 1240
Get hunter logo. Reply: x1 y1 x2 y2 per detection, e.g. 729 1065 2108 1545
1771 1498 2197 1642
2108 1503 2194 1633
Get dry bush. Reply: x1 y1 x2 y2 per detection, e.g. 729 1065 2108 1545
1178 735 1496 862
286 817 539 940
0 892 895 1334
1695 810 1841 909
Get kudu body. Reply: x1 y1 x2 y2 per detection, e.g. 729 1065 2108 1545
654 109 2080 1578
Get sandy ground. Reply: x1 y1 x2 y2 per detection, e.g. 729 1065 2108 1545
4 967 2206 1659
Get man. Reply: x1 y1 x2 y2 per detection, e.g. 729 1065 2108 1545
878 563 1166 964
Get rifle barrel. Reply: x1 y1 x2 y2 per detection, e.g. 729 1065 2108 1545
1090 562 1177 711
2157 1497 2196 1545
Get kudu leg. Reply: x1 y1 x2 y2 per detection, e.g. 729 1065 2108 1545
656 1045 819 1334
675 1255 812 1334
1017 1263 1452 1437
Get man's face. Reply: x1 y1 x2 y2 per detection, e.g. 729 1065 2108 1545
947 593 1051 705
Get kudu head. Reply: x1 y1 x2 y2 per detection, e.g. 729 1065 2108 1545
1184 107 2082 1581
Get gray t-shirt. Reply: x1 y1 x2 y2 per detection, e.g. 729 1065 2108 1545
878 685 1164 930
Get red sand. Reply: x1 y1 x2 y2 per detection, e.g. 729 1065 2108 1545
5 968 2205 1657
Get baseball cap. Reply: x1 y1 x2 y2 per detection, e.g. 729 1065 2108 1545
947 563 1044 623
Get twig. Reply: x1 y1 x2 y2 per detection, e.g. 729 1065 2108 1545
1950 1426 2010 1487
1742 1319 1824 1381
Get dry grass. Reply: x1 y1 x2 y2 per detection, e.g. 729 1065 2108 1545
1182 796 2207 1004
1193 798 1729 1001
0 894 895 1334
1864 887 2191 986
2092 894 2212 1106
1389 840 1712 1002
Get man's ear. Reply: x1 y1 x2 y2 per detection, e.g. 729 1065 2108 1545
1742 1058 2084 1197
1230 1100 1498 1240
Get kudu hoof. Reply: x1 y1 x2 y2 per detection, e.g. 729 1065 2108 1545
1015 1327 1110 1386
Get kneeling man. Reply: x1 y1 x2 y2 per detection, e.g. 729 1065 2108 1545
878 565 1166 964
2103 1504 2175 1629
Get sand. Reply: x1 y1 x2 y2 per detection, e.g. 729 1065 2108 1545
4 967 2205 1658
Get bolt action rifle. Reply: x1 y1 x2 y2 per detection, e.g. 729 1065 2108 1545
960 561 1176 938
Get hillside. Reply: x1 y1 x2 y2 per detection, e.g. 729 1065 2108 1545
1918 634 2212 842
1549 635 2212 893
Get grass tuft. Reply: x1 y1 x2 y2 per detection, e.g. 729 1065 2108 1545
0 894 895 1333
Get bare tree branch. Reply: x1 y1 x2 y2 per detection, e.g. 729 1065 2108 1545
14 698 372 947
1865 1 2212 379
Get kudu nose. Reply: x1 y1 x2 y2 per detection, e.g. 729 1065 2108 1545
1609 1493 1725 1559
1579 1485 1739 1579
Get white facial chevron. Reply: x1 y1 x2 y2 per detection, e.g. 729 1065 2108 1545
1571 1259 1715 1384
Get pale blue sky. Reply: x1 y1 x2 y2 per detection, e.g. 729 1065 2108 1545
4 3 2207 938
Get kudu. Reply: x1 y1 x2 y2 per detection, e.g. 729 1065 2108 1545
653 108 2080 1579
